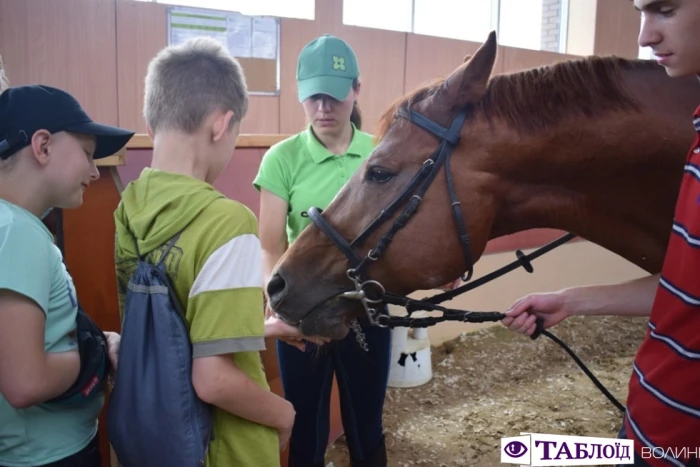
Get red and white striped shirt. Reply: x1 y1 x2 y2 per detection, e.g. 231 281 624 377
624 105 700 466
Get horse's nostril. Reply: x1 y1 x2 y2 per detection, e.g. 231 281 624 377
267 272 288 305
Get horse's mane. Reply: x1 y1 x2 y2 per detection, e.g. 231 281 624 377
375 56 661 140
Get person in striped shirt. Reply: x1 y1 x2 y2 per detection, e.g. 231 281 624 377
113 36 308 466
502 1 700 466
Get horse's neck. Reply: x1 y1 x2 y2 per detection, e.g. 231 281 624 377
485 110 688 273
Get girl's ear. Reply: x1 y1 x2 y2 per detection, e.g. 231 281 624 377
30 129 53 167
353 79 362 98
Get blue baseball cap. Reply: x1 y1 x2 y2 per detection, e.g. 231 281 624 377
0 85 135 160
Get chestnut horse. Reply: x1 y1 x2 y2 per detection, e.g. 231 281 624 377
267 32 700 341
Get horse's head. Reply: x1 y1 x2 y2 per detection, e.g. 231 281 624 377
268 29 699 339
267 33 502 339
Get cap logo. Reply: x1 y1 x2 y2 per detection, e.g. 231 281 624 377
332 56 346 71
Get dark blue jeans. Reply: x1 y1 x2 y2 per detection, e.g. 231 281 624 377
277 316 392 467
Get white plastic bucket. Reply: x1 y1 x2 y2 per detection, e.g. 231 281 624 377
387 307 433 388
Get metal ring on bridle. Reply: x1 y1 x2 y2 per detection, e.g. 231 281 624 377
376 313 390 327
360 280 385 303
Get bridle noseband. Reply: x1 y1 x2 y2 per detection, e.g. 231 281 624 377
302 104 627 415
306 105 475 326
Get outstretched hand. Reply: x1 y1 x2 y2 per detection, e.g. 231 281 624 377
264 312 330 352
501 291 572 336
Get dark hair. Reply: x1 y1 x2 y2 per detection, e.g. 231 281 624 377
350 102 362 130
350 79 362 130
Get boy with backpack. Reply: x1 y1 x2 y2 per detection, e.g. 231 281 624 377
110 37 296 467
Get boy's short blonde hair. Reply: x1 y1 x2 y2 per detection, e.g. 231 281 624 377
144 37 248 134
0 54 9 92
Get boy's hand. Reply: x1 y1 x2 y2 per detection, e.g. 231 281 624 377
264 314 330 351
278 400 296 451
104 331 121 371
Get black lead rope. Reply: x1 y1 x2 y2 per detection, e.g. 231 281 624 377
379 297 625 413
373 233 626 414
538 327 627 413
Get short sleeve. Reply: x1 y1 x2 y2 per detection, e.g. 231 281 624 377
252 145 290 202
0 222 52 314
185 211 267 358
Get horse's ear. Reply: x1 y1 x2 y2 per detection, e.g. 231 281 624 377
438 31 498 107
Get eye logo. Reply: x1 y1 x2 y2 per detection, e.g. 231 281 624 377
504 441 528 458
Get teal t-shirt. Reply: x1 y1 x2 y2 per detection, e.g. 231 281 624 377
0 199 103 466
253 124 375 244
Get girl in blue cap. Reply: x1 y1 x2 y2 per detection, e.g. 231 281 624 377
254 35 391 467
0 84 129 467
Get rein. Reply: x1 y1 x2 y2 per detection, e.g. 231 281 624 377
303 105 626 414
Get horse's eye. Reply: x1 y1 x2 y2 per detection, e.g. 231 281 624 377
365 166 395 183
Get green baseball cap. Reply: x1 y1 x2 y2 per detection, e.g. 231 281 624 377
296 34 360 103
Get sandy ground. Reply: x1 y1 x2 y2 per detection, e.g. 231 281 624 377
325 315 648 466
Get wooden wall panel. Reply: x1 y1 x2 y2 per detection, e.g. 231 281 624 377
335 24 407 135
278 16 325 135
594 0 641 59
0 0 119 125
404 35 505 94
116 0 168 132
501 46 581 74
241 95 280 134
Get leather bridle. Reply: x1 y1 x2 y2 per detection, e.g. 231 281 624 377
302 103 627 414
306 105 476 326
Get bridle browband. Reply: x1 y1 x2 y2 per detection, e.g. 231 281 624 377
303 104 626 414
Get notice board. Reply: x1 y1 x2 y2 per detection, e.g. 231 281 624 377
167 5 280 94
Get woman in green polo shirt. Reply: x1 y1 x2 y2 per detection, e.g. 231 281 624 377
253 35 391 467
